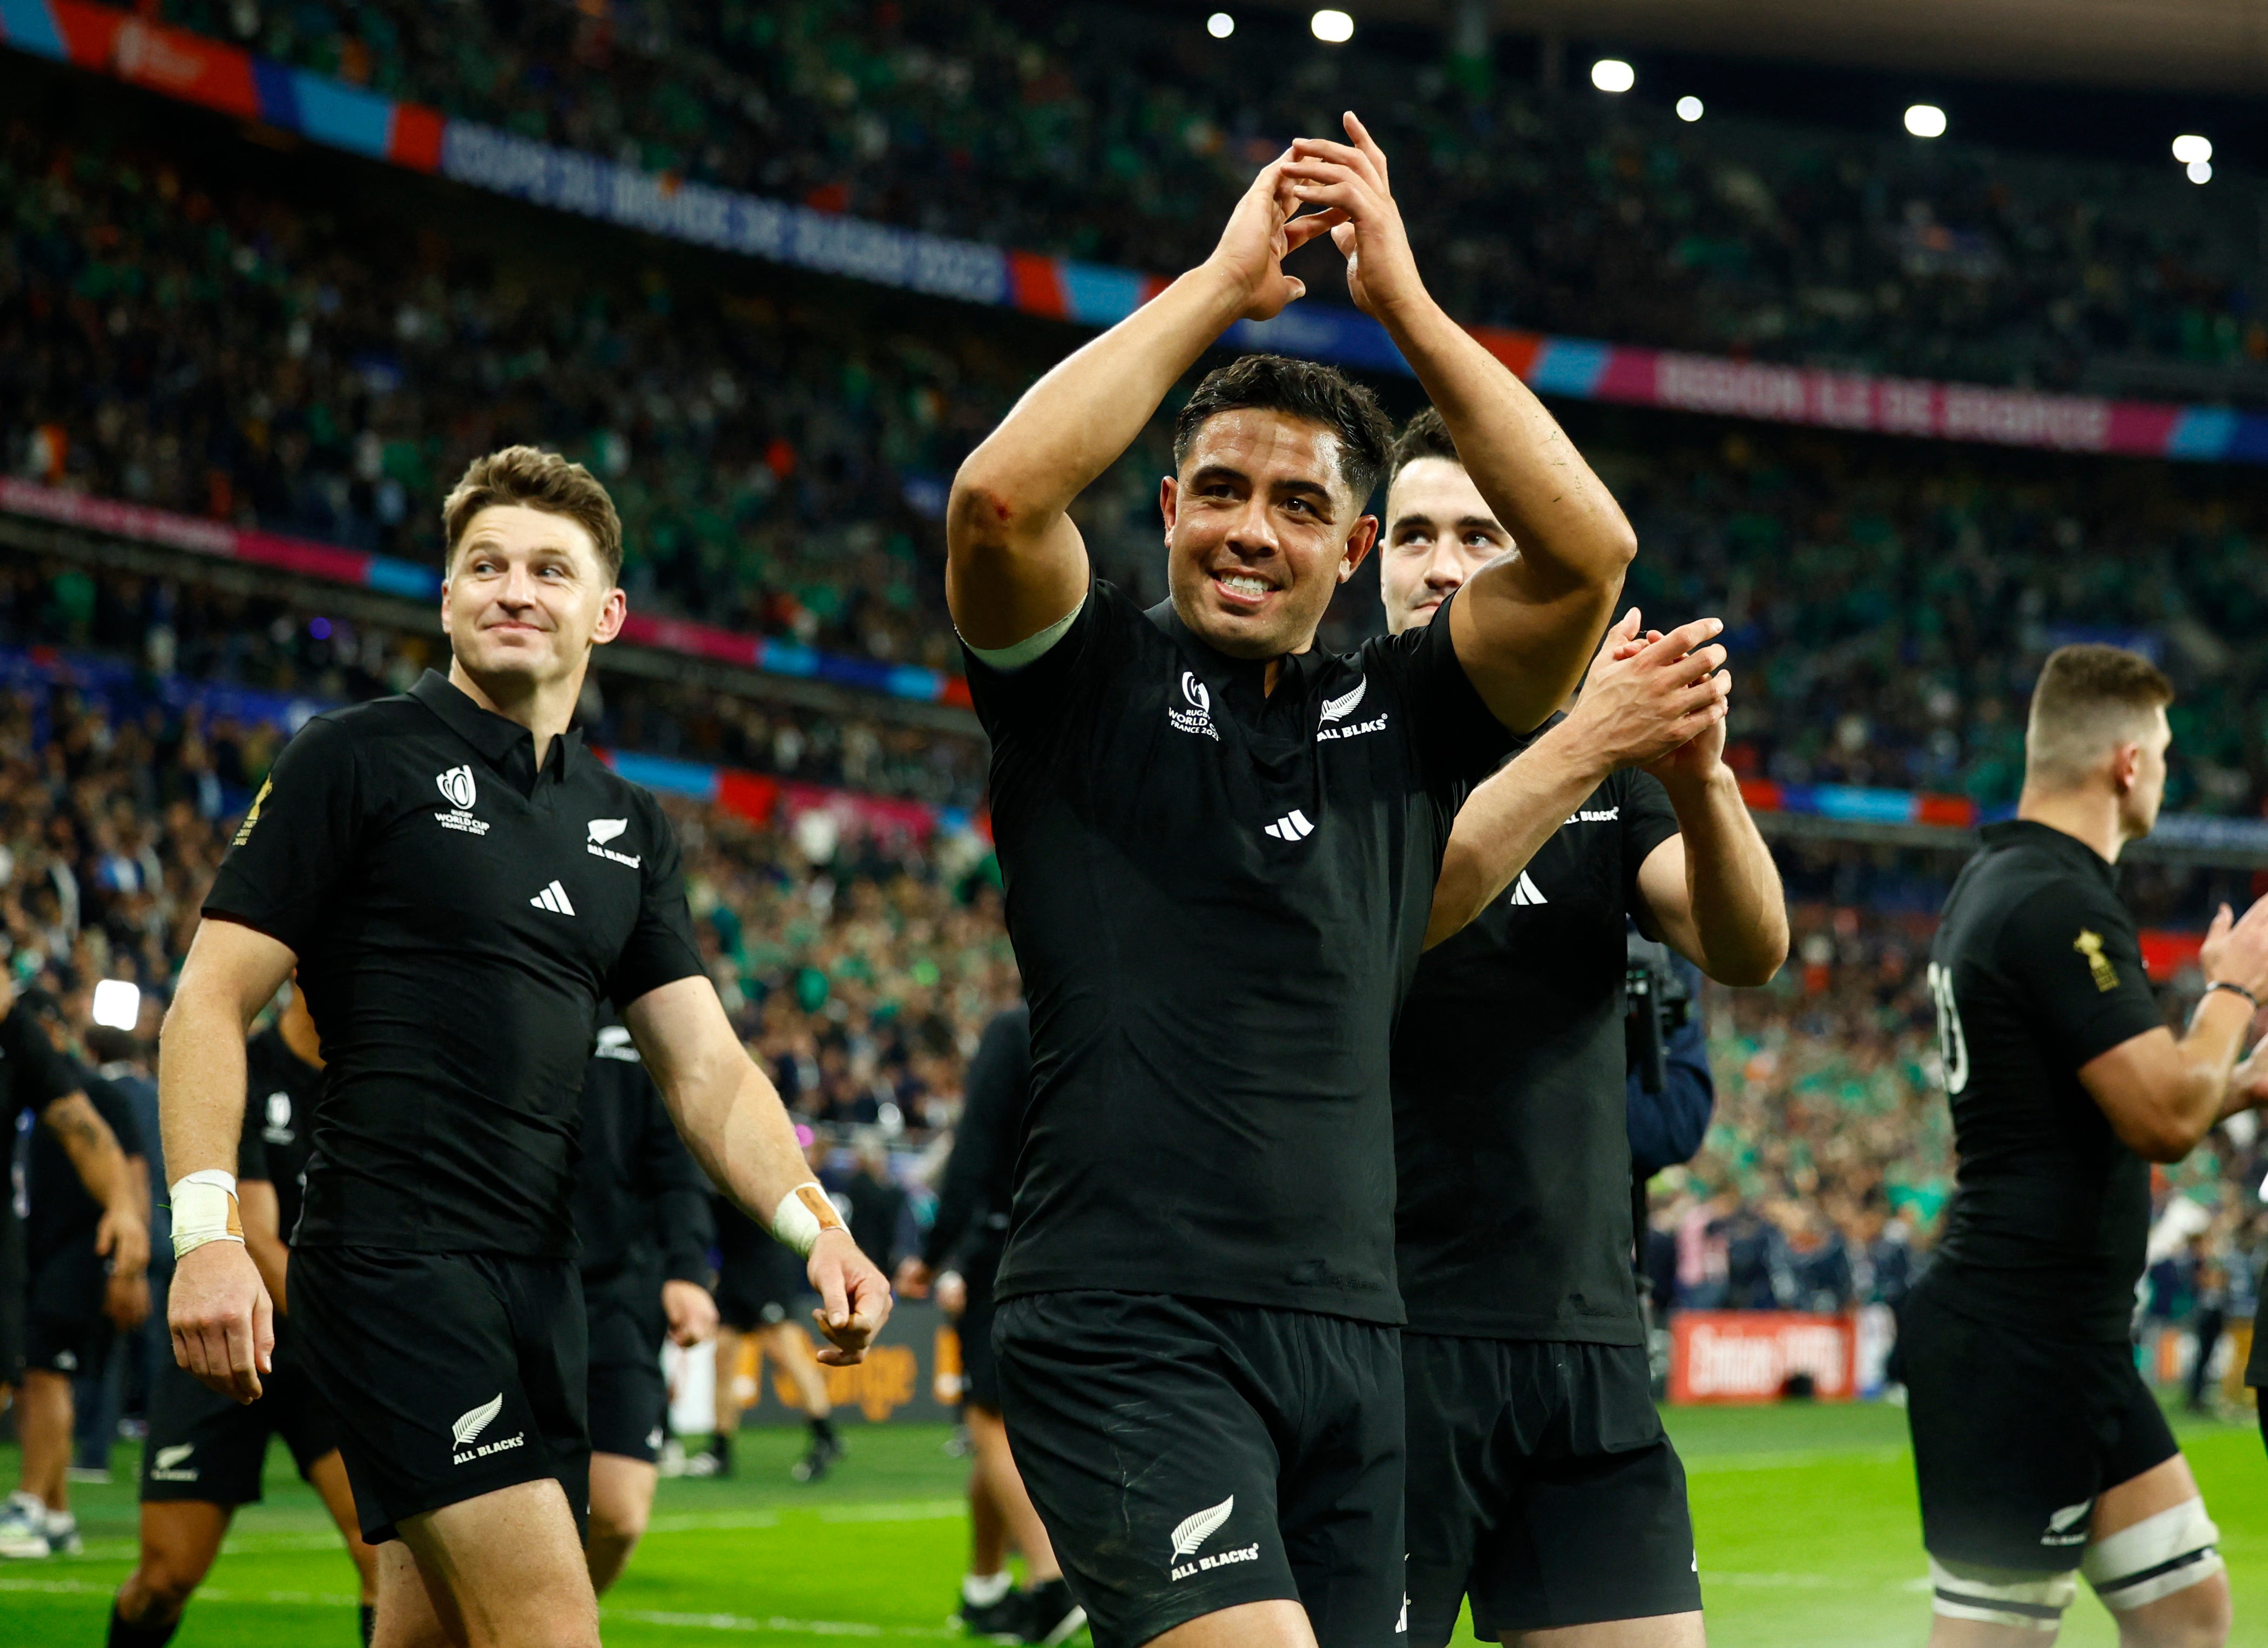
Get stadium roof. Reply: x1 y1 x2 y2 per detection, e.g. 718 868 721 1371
1279 0 2268 93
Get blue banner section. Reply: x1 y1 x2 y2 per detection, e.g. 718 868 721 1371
0 0 65 57
586 749 721 802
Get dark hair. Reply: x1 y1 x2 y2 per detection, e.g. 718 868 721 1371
84 1025 141 1065
1171 354 1393 510
1386 405 1460 493
2025 643 2175 786
442 445 624 584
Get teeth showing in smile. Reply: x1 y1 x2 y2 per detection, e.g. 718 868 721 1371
1218 574 1270 597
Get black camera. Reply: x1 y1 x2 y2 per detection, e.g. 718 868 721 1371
1625 930 1692 1095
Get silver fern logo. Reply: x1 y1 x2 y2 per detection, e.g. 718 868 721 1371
1319 677 1367 723
453 1394 504 1448
155 1444 194 1469
1170 1496 1234 1561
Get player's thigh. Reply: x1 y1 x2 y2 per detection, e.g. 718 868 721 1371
134 1498 233 1596
396 1477 598 1648
1272 1313 1406 1648
2080 1445 2227 1632
994 1291 1302 1648
588 1452 660 1541
1505 1615 1704 1648
376 1537 464 1648
1472 1348 1698 1640
1148 1599 1319 1648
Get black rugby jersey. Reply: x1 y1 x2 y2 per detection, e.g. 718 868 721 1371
968 580 1520 1324
237 1027 321 1243
922 1003 1028 1275
26 1066 140 1284
1923 819 2166 1341
573 1021 712 1287
203 670 706 1257
1394 761 1679 1342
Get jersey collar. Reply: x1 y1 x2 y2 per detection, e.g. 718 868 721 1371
1148 600 1327 706
407 669 585 785
1979 818 2116 886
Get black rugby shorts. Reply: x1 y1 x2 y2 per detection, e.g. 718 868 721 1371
291 1246 589 1544
141 1333 341 1506
24 1245 111 1376
995 1290 1405 1648
713 1195 802 1331
585 1269 669 1464
955 1249 1002 1413
1902 1282 2178 1570
1402 1334 1698 1642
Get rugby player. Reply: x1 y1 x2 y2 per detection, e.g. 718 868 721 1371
1381 409 1786 1647
896 1004 1084 1647
573 1015 718 1593
1908 644 2268 1646
109 983 380 1646
159 446 893 1648
0 990 152 1562
945 114 1649 1648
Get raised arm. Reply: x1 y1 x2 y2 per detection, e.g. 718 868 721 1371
1632 655 1789 988
1287 113 1635 729
160 916 296 1402
1427 613 1730 947
623 974 889 1364
947 157 1336 649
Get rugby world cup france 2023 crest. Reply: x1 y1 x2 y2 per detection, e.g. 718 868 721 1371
437 765 477 810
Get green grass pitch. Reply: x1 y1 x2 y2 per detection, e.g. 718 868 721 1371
1 1402 2261 1645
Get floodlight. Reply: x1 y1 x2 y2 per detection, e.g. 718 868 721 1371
1904 104 1947 138
1311 9 1353 42
1591 58 1635 93
2188 159 2213 184
1676 96 1703 123
1207 11 1234 38
2172 134 2212 165
92 979 140 1032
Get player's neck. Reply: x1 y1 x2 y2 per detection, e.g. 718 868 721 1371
447 658 580 768
2015 786 2124 864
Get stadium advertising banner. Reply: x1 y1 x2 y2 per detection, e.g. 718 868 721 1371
5 0 2268 467
673 1299 966 1429
1668 1311 1860 1404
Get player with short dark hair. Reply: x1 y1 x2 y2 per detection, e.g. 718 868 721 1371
159 445 891 1648
1381 407 1786 1648
572 1016 717 1594
1907 642 2268 1646
945 115 1658 1648
108 983 379 1647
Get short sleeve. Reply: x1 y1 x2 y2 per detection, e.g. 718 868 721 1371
2000 883 2165 1071
960 581 1126 744
1618 770 1682 913
202 714 363 957
0 1007 78 1122
605 793 707 1010
1367 589 1523 802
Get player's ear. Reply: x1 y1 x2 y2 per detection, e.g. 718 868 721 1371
1159 475 1180 542
1338 514 1379 583
591 584 627 647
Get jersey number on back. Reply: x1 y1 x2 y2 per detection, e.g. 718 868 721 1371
1926 961 1970 1095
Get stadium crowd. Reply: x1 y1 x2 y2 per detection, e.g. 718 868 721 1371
11 115 2268 822
145 0 2268 397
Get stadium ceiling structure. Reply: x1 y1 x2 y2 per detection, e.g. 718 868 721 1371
1288 0 2268 92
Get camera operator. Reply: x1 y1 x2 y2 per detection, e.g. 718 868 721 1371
1626 933 1716 1314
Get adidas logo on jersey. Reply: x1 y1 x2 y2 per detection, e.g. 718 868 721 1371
1264 810 1315 840
530 880 576 915
1507 871 1548 905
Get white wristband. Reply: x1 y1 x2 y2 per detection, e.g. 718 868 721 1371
771 1181 847 1258
170 1169 245 1261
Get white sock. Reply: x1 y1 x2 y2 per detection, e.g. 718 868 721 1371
963 1571 1014 1608
43 1509 73 1532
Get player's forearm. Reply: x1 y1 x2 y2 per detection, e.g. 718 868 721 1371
2165 990 2256 1151
157 985 254 1181
1385 295 1637 602
1425 722 1609 949
1664 769 1788 987
685 1059 825 1234
950 263 1244 554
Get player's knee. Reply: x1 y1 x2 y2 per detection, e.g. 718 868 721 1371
1929 1556 2076 1634
123 1552 206 1615
2084 1498 2228 1648
589 1496 649 1548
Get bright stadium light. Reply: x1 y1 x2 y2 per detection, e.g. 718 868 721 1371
2172 133 2212 165
1904 103 1947 138
92 978 140 1032
1676 95 1704 122
1591 58 1635 93
1310 9 1353 43
2188 159 2213 184
1207 11 1234 38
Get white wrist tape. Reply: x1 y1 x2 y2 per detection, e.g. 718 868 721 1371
170 1169 244 1261
771 1181 847 1257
